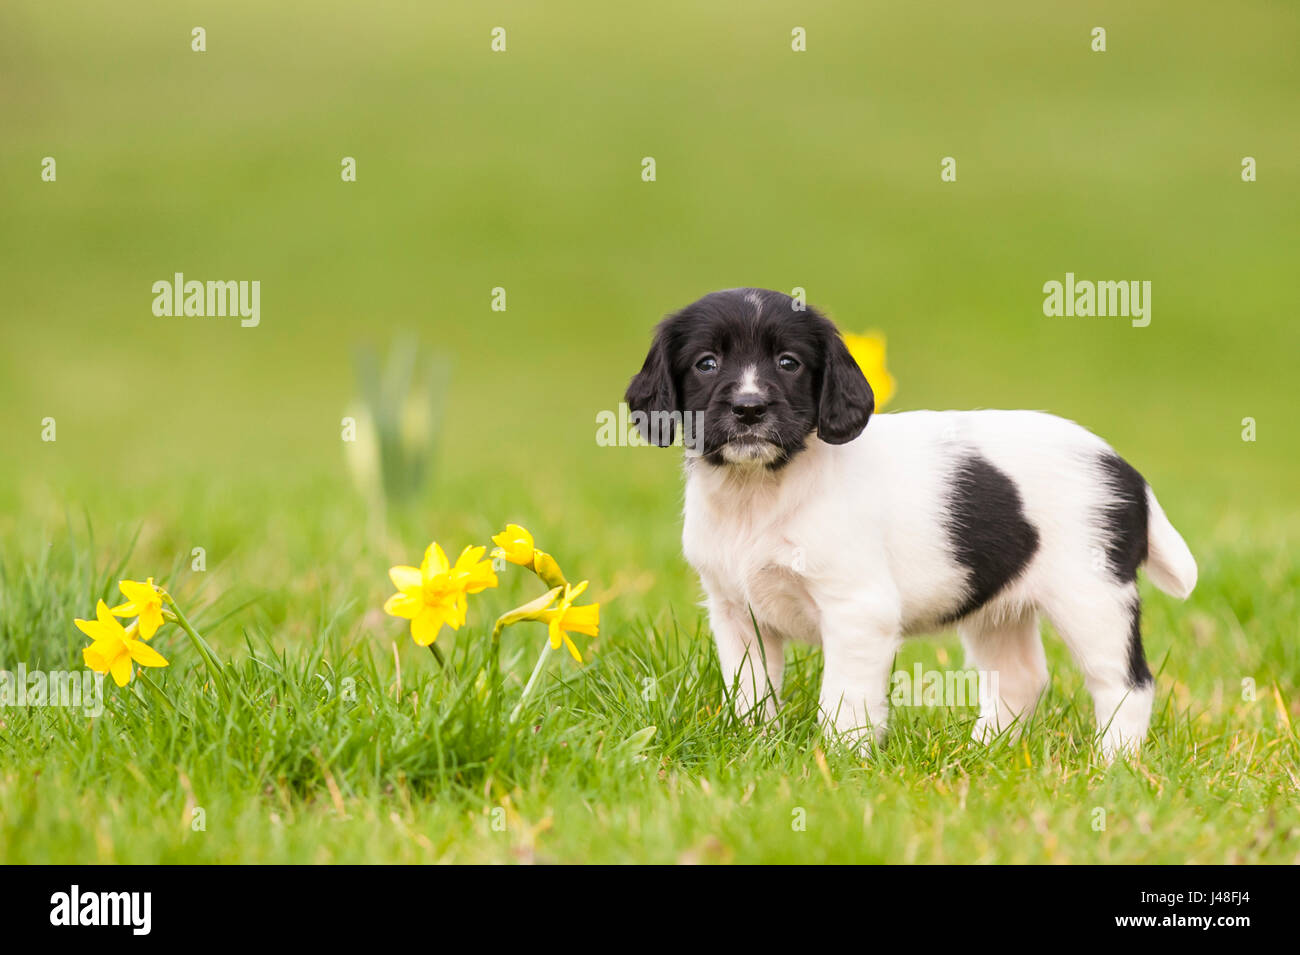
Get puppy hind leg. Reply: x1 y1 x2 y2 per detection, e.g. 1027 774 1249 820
959 607 1048 744
1044 583 1153 760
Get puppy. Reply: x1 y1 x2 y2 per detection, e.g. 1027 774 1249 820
626 288 1197 759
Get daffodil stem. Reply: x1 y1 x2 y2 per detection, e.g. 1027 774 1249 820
510 641 553 724
167 599 231 705
427 643 454 678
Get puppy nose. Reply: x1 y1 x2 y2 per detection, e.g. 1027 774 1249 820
731 399 767 424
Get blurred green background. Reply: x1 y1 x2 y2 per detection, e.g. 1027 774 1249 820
1 0 1297 653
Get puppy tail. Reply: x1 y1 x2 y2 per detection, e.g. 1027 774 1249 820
1145 486 1197 600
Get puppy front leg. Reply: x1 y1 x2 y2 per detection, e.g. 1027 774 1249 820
707 595 783 721
818 611 901 754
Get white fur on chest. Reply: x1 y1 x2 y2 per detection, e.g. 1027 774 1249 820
683 446 837 645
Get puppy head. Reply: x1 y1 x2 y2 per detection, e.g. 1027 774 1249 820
625 288 874 469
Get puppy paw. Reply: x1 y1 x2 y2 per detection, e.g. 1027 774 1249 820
971 716 998 745
820 717 887 758
1098 729 1144 764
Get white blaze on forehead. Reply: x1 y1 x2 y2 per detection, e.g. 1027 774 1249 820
744 290 764 315
737 365 763 395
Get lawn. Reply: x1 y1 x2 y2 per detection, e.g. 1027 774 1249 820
0 0 1296 863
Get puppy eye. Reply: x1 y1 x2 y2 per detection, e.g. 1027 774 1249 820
777 354 801 372
695 355 718 373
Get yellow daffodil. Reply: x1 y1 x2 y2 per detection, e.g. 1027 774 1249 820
76 599 169 687
384 542 498 646
491 523 535 566
536 581 600 663
490 523 567 589
110 577 166 640
842 331 896 409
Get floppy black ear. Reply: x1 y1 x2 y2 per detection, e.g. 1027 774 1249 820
817 328 874 444
625 320 680 446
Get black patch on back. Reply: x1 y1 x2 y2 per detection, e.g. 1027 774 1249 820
1126 598 1153 688
1097 453 1149 582
942 454 1040 621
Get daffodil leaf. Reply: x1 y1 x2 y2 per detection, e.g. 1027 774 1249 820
136 671 178 713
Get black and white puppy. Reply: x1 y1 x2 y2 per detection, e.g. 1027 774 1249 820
626 287 1197 758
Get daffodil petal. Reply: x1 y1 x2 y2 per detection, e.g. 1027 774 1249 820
83 644 108 672
421 542 450 578
95 599 118 628
505 523 533 548
462 562 498 594
490 537 523 564
74 617 105 641
138 610 162 640
388 565 421 591
384 592 421 618
118 580 155 604
563 633 583 664
447 594 467 629
843 331 895 408
127 640 169 668
454 545 487 571
110 654 134 687
411 608 444 646
491 523 535 565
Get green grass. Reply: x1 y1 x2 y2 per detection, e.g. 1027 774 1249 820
1 512 1296 863
1 0 1297 863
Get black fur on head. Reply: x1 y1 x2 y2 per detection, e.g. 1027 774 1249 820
624 288 875 468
